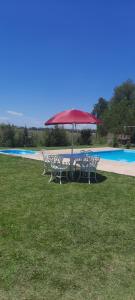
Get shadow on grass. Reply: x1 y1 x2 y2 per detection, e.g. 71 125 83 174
45 172 107 185
75 172 107 184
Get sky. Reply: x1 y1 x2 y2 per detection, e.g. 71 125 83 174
0 0 135 127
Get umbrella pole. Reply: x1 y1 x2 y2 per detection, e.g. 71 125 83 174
71 123 74 154
70 123 74 180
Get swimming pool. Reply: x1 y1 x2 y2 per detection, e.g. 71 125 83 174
63 149 135 163
0 149 37 155
92 149 135 162
1 149 135 163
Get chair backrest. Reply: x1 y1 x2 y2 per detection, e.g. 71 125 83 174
51 155 63 168
84 150 100 167
80 150 89 155
79 156 91 172
80 155 99 169
41 151 55 165
76 151 100 171
41 150 48 161
80 149 95 158
91 156 100 167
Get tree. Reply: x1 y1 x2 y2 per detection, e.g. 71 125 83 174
108 80 135 133
92 80 135 138
78 129 92 145
92 97 108 118
45 126 69 147
0 124 15 147
14 129 24 147
131 129 135 144
92 97 108 136
111 79 135 105
23 126 29 146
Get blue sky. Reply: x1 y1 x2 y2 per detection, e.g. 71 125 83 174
0 0 135 127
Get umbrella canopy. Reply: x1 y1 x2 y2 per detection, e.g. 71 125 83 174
45 109 102 153
45 109 102 125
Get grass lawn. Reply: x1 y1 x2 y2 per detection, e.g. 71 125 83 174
0 144 109 151
0 155 135 300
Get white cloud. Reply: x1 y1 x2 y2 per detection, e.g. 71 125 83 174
0 117 8 120
7 110 23 117
3 111 43 127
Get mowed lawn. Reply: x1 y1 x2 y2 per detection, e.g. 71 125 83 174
0 156 135 300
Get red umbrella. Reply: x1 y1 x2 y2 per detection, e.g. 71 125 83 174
45 109 101 125
45 109 102 153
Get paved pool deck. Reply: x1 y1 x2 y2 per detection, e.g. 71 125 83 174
21 147 135 177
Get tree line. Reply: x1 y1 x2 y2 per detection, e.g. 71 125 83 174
0 124 93 147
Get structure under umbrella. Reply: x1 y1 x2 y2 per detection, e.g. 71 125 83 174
45 109 102 153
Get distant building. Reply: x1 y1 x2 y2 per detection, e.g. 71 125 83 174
107 133 130 145
117 134 130 145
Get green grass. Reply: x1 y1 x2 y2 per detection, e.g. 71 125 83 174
0 155 135 299
0 144 108 151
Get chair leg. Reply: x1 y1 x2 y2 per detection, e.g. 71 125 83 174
66 171 69 182
77 171 81 182
94 171 97 182
49 172 53 183
42 168 46 176
88 172 91 184
60 170 62 184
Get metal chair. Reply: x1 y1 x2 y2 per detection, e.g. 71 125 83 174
77 155 100 184
88 156 100 182
49 155 70 184
41 151 54 175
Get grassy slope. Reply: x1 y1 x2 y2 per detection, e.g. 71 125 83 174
0 155 135 300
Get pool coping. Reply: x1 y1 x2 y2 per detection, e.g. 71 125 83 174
1 147 135 177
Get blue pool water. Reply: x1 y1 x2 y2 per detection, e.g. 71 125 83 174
1 149 135 162
91 150 135 162
63 150 135 163
0 149 37 155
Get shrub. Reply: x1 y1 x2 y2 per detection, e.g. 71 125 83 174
44 126 69 147
126 142 130 149
112 136 119 147
78 129 92 145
